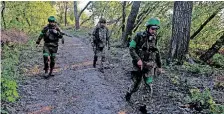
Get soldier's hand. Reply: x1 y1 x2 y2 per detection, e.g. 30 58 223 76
157 68 164 75
108 46 110 50
62 40 64 44
52 29 58 34
137 60 143 70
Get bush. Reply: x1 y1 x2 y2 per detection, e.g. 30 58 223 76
183 62 213 76
1 45 20 103
189 88 224 113
212 53 224 68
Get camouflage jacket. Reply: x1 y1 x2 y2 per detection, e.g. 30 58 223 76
92 25 110 48
129 31 161 68
36 24 64 47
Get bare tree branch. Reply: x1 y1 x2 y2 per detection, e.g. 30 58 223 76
78 1 92 17
80 14 93 26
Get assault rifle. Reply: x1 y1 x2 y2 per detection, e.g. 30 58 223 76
61 32 72 37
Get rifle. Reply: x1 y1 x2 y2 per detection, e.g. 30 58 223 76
61 32 72 37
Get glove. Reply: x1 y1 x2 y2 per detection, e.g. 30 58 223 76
50 29 58 35
52 29 58 34
108 46 110 50
62 39 64 44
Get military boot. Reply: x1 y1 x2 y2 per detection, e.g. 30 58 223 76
44 68 48 77
93 56 97 68
139 105 148 114
125 92 132 101
48 68 54 76
43 57 49 78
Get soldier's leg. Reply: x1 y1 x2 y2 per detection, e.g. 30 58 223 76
49 47 58 76
98 47 104 72
93 48 98 68
143 65 156 96
125 71 142 101
101 47 105 62
43 45 50 74
49 53 56 76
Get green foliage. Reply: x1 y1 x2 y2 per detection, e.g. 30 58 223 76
189 88 224 113
190 88 214 107
3 1 56 33
183 62 213 75
1 45 20 103
212 53 224 67
55 1 74 26
90 1 122 19
0 109 9 114
1 79 19 102
189 1 224 57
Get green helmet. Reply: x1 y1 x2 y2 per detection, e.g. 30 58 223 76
48 16 56 22
99 18 106 23
145 18 160 27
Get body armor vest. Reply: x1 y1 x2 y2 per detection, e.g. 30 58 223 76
139 32 157 62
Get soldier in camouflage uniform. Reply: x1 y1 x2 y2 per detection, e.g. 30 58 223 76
125 18 163 113
36 16 64 78
91 18 110 72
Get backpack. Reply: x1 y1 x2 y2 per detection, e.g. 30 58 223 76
94 26 108 44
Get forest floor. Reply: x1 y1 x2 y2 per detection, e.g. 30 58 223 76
4 29 224 114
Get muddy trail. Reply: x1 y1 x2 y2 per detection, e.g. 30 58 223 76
10 35 223 114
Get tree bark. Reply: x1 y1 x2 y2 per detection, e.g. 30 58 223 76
168 1 193 64
74 1 79 30
200 33 224 62
122 1 141 47
121 1 126 40
64 2 68 26
1 1 6 29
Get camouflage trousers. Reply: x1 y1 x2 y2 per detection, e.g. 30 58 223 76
128 61 157 96
43 44 58 70
93 46 106 68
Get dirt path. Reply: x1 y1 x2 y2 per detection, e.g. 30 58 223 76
15 36 132 114
14 36 194 114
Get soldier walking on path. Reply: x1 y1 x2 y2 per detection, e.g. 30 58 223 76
125 18 164 113
91 18 110 73
36 16 64 79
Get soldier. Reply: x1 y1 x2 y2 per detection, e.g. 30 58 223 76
36 16 64 78
125 18 163 113
91 18 110 72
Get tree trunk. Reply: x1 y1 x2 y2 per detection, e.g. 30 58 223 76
74 1 79 30
1 1 6 29
64 2 68 26
200 34 224 62
121 1 126 41
168 1 193 64
122 1 141 47
74 1 91 30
